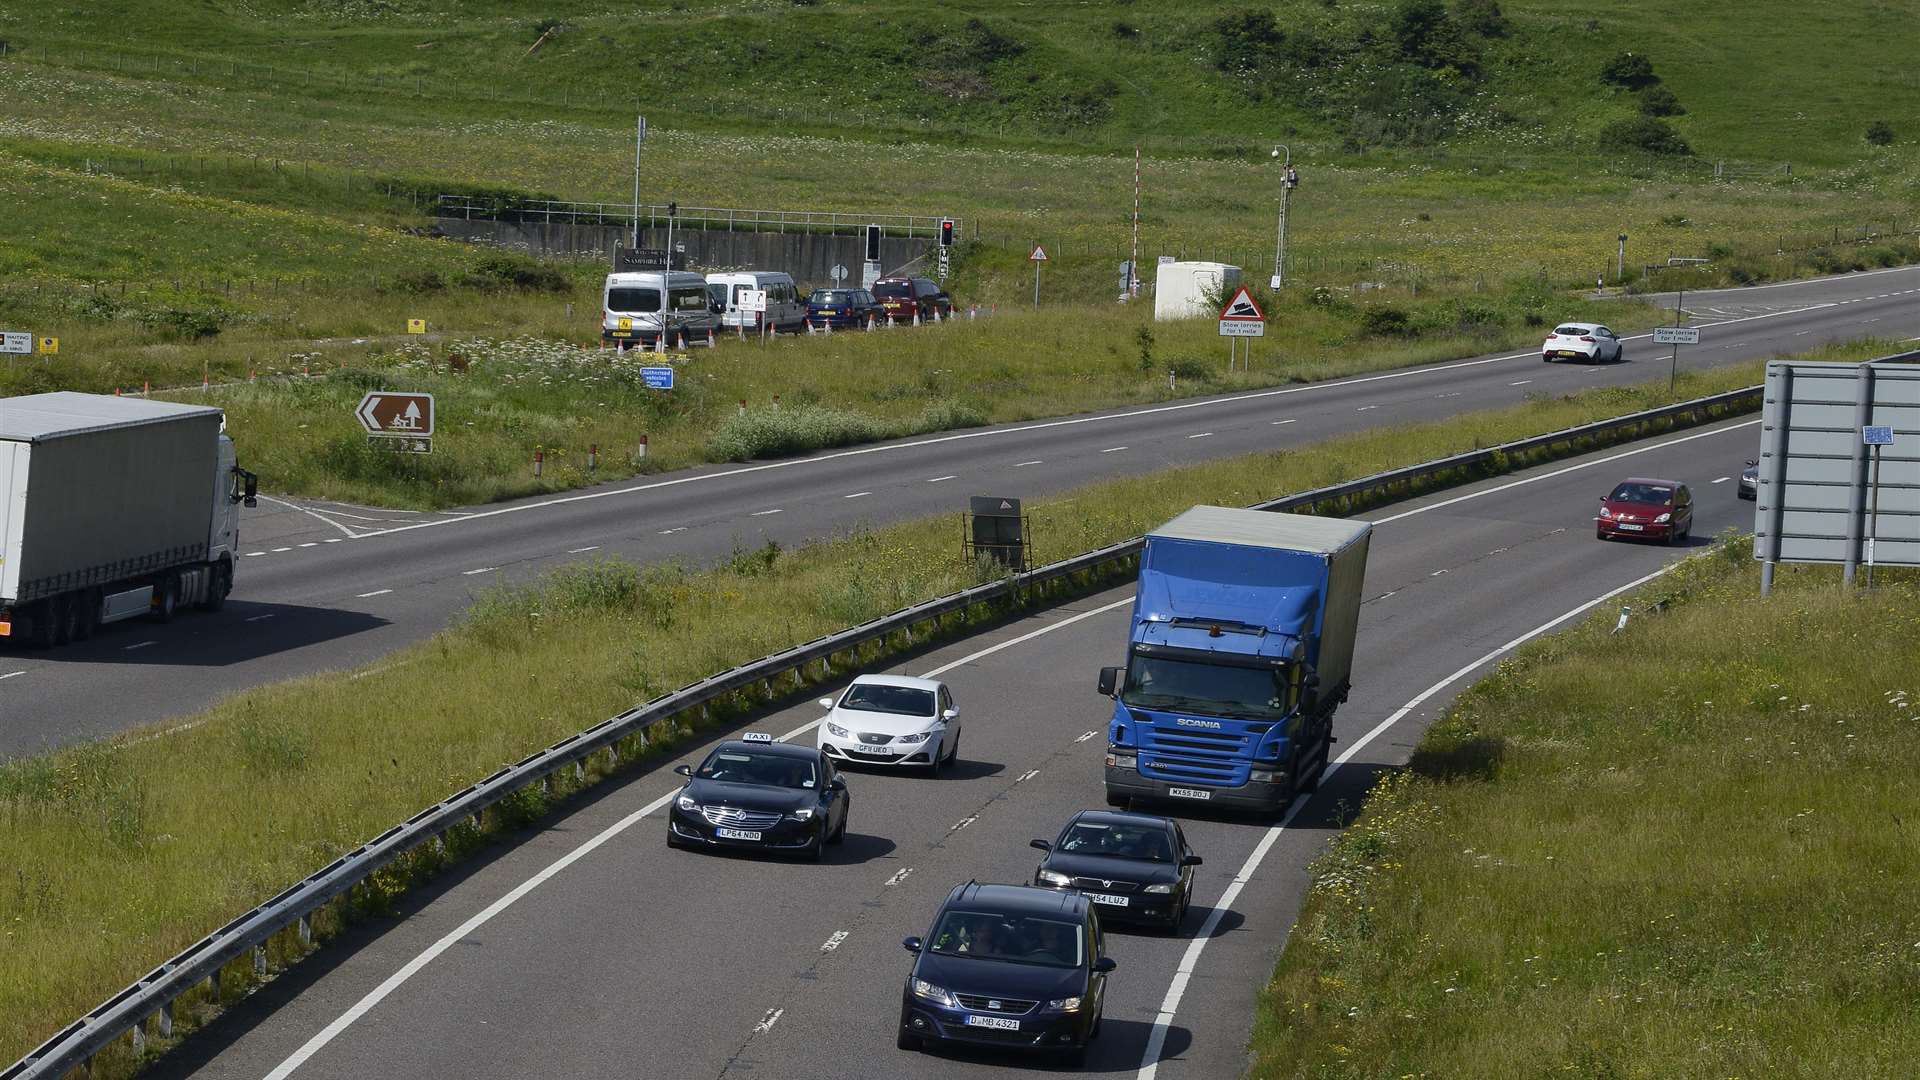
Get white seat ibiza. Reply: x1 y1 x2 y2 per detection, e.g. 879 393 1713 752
817 674 961 775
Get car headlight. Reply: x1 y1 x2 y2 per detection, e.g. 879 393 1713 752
1046 995 1082 1012
1105 752 1137 769
1654 512 1672 523
1038 869 1073 887
912 978 956 1007
1144 883 1174 894
789 807 815 821
826 722 848 738
1598 507 1614 519
676 795 699 811
898 731 932 744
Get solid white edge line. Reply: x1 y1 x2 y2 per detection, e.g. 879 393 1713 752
269 413 1764 1077
1134 561 1680 1079
267 593 1138 1077
1369 418 1761 526
254 493 362 540
330 298 1847 544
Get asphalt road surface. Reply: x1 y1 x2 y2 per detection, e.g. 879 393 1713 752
3 265 1914 753
147 415 1766 1080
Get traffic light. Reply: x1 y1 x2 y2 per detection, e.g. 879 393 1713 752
940 219 955 248
865 224 881 263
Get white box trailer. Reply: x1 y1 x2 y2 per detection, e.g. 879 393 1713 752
0 392 257 648
1153 261 1242 322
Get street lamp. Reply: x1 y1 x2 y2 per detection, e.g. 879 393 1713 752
1271 145 1300 289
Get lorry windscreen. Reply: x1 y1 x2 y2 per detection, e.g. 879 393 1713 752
1121 656 1288 720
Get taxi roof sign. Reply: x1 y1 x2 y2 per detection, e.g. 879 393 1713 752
740 732 775 743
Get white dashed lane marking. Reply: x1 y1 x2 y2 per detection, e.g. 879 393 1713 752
751 508 784 516
1101 446 1128 453
462 567 497 575
357 589 393 598
843 491 871 499
124 641 157 651
1187 432 1213 439
1013 460 1043 467
926 475 957 483
567 546 600 554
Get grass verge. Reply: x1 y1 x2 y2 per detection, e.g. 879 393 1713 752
1251 543 1920 1077
0 342 1875 1070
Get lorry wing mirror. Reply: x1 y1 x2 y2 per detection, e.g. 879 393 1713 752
1097 666 1120 697
241 470 259 509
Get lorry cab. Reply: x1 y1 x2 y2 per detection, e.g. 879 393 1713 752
1097 507 1370 816
601 271 718 349
705 270 807 334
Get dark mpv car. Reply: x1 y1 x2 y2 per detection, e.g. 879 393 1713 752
1031 810 1202 932
898 882 1115 1065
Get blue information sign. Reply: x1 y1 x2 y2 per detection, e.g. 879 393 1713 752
641 367 675 390
1862 425 1893 446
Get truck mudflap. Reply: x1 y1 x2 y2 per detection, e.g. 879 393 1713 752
1104 764 1293 814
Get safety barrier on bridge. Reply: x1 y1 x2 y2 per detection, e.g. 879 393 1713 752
433 196 956 240
3 381 1771 1080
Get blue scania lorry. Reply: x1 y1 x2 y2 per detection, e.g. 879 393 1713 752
1097 506 1371 815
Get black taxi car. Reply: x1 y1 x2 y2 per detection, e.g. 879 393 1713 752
667 734 850 860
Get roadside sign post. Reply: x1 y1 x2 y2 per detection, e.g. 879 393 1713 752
1217 287 1267 371
641 367 675 390
742 287 769 340
356 391 435 454
3 330 32 371
830 264 847 287
1029 245 1048 306
1652 306 1699 394
1863 424 1894 587
632 116 646 250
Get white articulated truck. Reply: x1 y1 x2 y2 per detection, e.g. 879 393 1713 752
0 392 257 648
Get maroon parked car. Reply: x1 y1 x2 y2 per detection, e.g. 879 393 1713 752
1596 477 1693 544
871 276 953 323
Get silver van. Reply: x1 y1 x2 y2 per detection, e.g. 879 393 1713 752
705 270 808 334
601 271 718 349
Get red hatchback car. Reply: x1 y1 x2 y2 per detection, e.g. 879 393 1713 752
1596 477 1693 544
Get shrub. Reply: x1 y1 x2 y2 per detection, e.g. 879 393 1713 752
1638 85 1685 117
387 269 446 294
1359 306 1414 336
1599 116 1691 156
1392 0 1480 75
1213 8 1285 76
1111 20 1141 40
458 253 571 293
1452 0 1507 37
1599 51 1658 89
1167 357 1217 382
704 404 887 462
1866 119 1894 145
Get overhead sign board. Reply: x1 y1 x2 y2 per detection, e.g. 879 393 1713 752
641 367 675 390
1 332 31 355
1028 245 1049 262
356 391 435 437
1653 326 1700 345
1755 358 1919 582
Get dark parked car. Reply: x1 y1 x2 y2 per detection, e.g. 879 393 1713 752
1739 459 1758 500
805 288 884 329
872 276 953 323
898 882 1114 1065
1031 811 1201 932
1596 477 1693 544
666 735 849 860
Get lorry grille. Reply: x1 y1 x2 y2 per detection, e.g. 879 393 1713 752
1140 756 1243 784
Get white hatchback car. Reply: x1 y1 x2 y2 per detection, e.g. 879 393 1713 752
1542 322 1624 363
816 675 961 774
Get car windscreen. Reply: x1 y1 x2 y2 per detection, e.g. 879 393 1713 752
811 290 854 304
669 286 710 312
928 911 1083 968
1551 325 1588 336
608 287 661 314
872 281 912 298
1121 656 1288 720
838 684 935 717
696 749 817 789
1056 821 1173 862
1608 482 1674 505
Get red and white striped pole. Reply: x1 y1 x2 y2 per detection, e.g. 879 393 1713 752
1130 142 1142 299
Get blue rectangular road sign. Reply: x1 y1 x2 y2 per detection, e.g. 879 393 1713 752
641 367 674 390
1863 425 1894 445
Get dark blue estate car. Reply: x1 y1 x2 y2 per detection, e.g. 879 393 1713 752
666 735 849 861
898 882 1115 1065
805 288 884 329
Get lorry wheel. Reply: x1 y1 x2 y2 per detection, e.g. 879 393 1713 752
75 590 101 641
46 596 74 647
152 575 179 623
200 561 232 612
25 601 58 649
56 594 83 646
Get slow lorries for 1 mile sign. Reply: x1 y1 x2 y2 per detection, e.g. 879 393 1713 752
356 392 435 437
1218 287 1266 338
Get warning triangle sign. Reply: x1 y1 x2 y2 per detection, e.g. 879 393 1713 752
1219 287 1266 322
1029 245 1049 262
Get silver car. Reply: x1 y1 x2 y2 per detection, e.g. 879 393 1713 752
1542 322 1624 363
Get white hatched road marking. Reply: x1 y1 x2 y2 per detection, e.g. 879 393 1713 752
1075 729 1098 743
1015 769 1040 783
820 931 850 952
885 868 914 887
754 1008 783 1034
950 815 978 833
